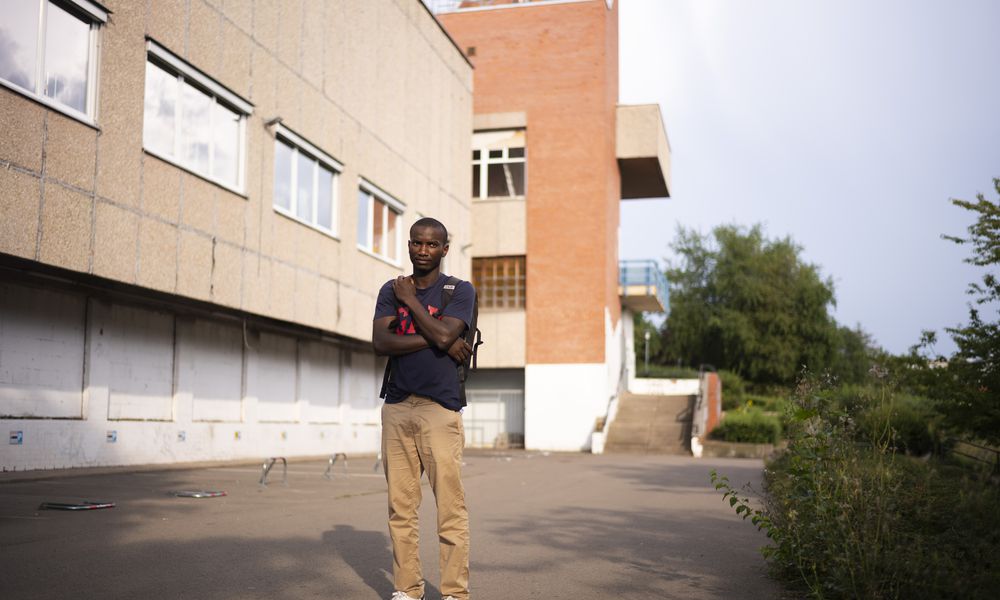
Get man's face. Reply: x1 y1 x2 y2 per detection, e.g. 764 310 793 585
408 225 449 272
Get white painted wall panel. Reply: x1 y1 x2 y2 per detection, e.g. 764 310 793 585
628 378 701 396
255 333 298 422
300 341 341 423
0 284 85 418
345 351 379 424
178 319 243 422
476 310 525 368
106 304 174 421
525 363 606 451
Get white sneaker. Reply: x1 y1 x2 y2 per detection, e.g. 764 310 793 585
389 593 422 600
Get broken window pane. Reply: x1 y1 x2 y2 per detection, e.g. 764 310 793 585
505 163 525 196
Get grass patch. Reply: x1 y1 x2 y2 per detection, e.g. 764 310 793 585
637 364 701 379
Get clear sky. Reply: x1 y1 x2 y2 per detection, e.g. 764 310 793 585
618 0 1000 355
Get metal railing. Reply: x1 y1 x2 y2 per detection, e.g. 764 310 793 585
619 259 669 312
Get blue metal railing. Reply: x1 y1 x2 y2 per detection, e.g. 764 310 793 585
619 259 669 313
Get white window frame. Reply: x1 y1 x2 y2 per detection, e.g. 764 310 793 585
272 123 342 238
142 39 252 195
0 0 106 126
357 178 405 267
472 129 526 199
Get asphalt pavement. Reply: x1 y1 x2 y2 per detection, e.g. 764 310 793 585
0 451 783 599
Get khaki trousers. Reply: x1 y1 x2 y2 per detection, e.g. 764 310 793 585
382 395 470 600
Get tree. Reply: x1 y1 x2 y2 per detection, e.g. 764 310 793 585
937 178 1000 444
660 224 872 387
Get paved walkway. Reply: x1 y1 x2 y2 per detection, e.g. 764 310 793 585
0 452 782 599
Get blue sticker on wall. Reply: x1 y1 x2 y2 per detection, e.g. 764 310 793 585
177 431 187 442
9 431 23 445
106 430 117 443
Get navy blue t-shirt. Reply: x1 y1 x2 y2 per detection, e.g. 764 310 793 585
374 274 475 411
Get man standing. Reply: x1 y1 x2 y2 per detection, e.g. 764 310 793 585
372 217 474 600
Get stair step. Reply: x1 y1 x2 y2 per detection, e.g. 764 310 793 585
604 393 695 456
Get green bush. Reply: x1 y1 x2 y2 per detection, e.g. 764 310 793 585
744 393 789 412
712 376 1000 599
709 408 781 444
719 369 746 410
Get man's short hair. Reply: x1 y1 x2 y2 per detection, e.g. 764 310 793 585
411 217 449 243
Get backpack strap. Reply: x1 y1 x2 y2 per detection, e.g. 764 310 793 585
379 292 401 400
379 359 391 399
441 276 459 310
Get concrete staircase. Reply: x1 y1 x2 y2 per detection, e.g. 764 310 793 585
604 393 695 455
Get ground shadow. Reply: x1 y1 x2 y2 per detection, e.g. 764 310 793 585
322 525 442 599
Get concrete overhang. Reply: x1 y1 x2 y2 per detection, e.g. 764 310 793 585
619 288 665 313
616 104 671 200
473 111 527 131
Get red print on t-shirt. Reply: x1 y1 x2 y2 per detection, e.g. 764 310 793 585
395 305 442 335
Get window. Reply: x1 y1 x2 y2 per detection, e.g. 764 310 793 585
357 180 404 263
472 129 525 199
0 0 106 122
142 40 252 193
272 124 341 235
472 256 526 309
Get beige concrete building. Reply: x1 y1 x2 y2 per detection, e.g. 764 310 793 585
0 0 472 470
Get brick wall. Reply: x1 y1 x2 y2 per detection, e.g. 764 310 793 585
440 0 621 365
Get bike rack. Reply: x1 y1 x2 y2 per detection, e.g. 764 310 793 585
173 490 227 498
259 456 288 488
323 452 349 480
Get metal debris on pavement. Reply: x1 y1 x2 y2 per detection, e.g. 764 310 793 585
39 501 116 511
172 490 227 498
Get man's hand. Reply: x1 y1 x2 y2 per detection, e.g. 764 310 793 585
447 338 472 365
392 276 418 306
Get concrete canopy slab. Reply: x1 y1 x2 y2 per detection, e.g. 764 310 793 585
616 103 671 199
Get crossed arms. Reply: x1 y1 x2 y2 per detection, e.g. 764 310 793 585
372 276 471 364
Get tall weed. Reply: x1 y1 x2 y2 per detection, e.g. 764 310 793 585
712 372 1000 599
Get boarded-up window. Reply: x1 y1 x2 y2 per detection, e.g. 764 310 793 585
472 256 526 309
255 333 298 422
344 351 379 425
177 319 243 423
300 341 341 424
0 284 85 418
107 304 175 421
